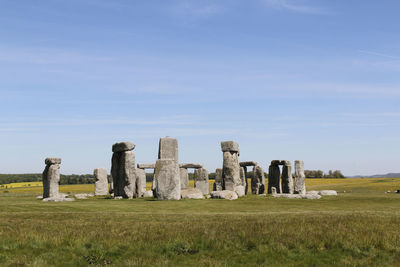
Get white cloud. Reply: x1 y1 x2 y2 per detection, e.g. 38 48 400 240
262 0 327 14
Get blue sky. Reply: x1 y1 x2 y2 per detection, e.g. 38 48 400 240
0 0 399 175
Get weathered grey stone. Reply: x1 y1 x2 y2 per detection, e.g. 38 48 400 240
210 190 238 200
74 193 94 199
43 197 75 202
243 166 249 194
222 151 241 191
240 167 246 188
42 162 60 198
271 160 285 165
112 141 135 153
181 188 204 199
137 163 155 169
319 190 338 196
252 165 265 194
294 160 306 194
180 168 189 189
268 165 281 194
272 193 321 199
221 141 239 152
234 185 246 197
213 168 223 191
111 149 137 199
281 165 293 194
135 168 147 197
194 168 209 195
94 168 108 196
154 159 180 200
271 187 277 195
143 190 154 197
158 137 178 161
239 161 258 167
179 163 203 169
45 158 61 165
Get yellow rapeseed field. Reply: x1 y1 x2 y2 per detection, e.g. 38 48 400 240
0 181 42 189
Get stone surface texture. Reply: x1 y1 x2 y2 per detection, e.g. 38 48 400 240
137 163 155 169
179 167 189 189
154 159 181 200
94 168 108 196
112 142 135 153
111 142 137 199
239 161 258 167
294 160 306 194
42 159 61 198
135 168 147 197
268 164 281 194
214 168 223 191
281 164 293 194
179 163 203 169
222 151 241 191
319 190 338 196
194 168 209 195
252 165 265 194
221 141 239 152
158 137 178 161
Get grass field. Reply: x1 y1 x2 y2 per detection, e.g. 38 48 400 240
1 178 400 266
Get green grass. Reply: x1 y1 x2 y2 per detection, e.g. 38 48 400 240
1 179 400 266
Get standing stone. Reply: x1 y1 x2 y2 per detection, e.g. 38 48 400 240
194 167 209 195
154 159 181 200
242 166 248 194
252 165 265 194
281 162 293 194
221 142 241 190
111 142 137 198
180 168 189 189
154 137 181 200
158 137 178 161
268 164 281 194
213 168 223 191
240 167 248 194
135 168 147 197
42 158 61 198
94 168 108 196
294 160 306 194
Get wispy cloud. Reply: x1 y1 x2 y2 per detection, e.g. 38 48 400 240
358 50 400 60
171 1 222 18
262 0 328 14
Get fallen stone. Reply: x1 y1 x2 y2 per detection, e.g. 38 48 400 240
137 163 155 169
112 141 135 153
319 190 338 196
179 163 203 169
181 188 204 199
36 195 43 199
114 196 123 200
234 185 246 197
272 193 321 199
143 190 154 198
221 141 239 152
43 197 75 202
94 168 108 196
74 193 94 199
210 190 238 200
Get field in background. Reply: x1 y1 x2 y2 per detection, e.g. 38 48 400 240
1 178 400 266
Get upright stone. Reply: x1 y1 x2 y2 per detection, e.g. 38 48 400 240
135 168 147 197
154 137 181 200
252 165 265 194
268 164 281 194
42 158 61 198
221 141 241 192
240 167 247 194
111 141 137 198
94 168 108 196
213 168 223 191
281 162 293 194
294 160 306 194
154 159 180 200
180 168 189 189
194 167 209 195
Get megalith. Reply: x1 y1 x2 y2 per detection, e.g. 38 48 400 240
281 161 293 194
111 141 137 198
135 168 147 197
179 168 189 189
252 165 265 194
294 160 306 194
42 158 61 198
194 167 209 195
94 168 108 196
268 163 281 194
154 137 181 200
213 168 223 191
221 141 241 191
240 161 258 195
